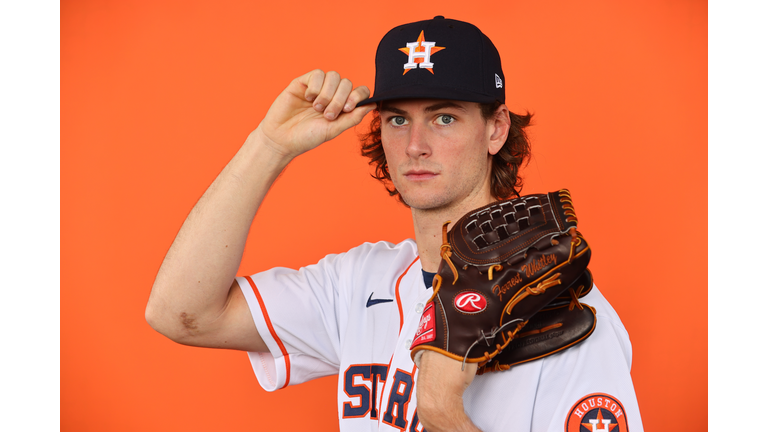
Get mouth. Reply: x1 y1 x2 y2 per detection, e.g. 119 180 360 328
404 169 438 181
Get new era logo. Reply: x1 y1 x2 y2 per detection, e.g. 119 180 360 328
495 73 503 89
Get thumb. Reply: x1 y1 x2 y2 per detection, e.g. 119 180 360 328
328 104 377 137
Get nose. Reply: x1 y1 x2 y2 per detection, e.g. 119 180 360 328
405 122 431 159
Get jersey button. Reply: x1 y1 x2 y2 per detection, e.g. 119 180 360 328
405 339 412 347
415 303 424 313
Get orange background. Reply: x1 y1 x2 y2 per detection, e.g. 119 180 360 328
62 0 706 430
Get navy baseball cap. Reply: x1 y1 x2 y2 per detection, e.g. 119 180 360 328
358 16 505 106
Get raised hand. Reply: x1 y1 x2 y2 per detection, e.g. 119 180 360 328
255 69 376 159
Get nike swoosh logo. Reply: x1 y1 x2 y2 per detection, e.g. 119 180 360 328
366 292 394 308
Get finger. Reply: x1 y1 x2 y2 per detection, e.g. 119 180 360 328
344 85 372 112
324 78 353 120
327 104 377 138
302 69 325 103
313 71 341 114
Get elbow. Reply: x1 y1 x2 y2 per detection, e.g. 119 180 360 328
144 297 187 343
145 277 191 343
145 300 173 339
144 302 163 334
145 279 170 334
145 295 209 346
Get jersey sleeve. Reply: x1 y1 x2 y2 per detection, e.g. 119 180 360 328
236 251 350 392
462 285 644 432
530 285 645 431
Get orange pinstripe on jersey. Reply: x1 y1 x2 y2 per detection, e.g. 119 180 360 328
377 256 420 425
395 257 420 333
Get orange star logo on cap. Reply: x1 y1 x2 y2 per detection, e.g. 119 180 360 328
399 31 445 75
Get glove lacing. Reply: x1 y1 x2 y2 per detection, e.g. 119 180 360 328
439 220 459 285
429 221 458 302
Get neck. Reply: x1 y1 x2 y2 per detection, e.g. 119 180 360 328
412 194 496 272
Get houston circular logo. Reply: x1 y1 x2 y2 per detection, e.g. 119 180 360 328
454 292 487 313
564 393 628 432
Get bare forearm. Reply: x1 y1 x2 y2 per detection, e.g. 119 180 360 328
417 351 482 432
146 129 290 339
145 70 373 346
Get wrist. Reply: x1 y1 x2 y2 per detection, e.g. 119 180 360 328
244 127 298 165
417 352 481 431
234 127 295 174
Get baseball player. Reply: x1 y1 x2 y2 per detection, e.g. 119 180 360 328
147 16 644 431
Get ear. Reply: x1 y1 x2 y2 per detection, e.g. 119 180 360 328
487 104 511 156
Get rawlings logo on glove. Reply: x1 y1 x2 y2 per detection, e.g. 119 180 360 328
454 292 487 313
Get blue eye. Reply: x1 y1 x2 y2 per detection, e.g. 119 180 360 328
436 115 454 125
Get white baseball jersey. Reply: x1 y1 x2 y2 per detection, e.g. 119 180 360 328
237 239 644 431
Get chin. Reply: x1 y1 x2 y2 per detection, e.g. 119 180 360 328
400 193 453 211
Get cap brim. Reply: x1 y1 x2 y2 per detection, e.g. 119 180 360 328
357 85 500 107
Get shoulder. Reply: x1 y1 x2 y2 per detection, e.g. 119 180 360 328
335 239 418 267
343 238 417 256
246 239 418 285
581 285 633 354
543 286 632 371
277 239 418 288
582 284 623 320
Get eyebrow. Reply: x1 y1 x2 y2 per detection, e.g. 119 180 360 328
379 105 407 115
379 101 468 115
424 101 467 113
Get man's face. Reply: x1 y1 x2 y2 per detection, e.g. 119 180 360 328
380 99 503 212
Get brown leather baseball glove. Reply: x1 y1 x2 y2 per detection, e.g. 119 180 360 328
410 189 592 370
475 268 597 374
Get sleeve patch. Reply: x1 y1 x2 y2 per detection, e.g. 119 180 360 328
564 393 629 432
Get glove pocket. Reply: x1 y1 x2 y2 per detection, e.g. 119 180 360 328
479 302 597 374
